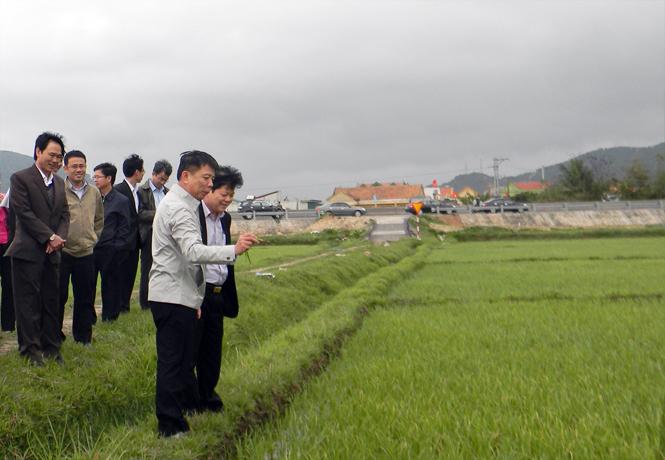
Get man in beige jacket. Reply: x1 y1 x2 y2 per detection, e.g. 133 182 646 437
58 150 104 347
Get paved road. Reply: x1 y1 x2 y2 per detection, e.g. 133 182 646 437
369 216 411 242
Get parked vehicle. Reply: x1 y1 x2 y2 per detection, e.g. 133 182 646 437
317 202 367 217
405 199 458 215
475 198 529 213
237 200 282 220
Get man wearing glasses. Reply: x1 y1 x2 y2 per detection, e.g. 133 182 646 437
93 163 130 323
58 150 104 348
137 160 172 310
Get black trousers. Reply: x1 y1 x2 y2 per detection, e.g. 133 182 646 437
12 257 61 362
139 236 152 310
194 286 226 412
150 301 199 437
0 242 15 332
58 253 96 343
118 248 139 313
94 247 122 322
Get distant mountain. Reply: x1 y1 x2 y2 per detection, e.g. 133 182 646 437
508 143 665 185
438 143 665 194
0 150 33 193
443 172 494 195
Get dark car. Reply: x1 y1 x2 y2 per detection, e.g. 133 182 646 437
317 202 367 217
237 200 283 220
405 199 458 215
475 198 529 213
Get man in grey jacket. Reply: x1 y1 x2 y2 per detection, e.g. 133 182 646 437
149 150 257 438
58 150 104 347
137 160 172 310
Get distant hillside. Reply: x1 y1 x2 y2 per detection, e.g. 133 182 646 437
444 172 494 195
439 143 665 194
0 150 33 193
509 143 665 185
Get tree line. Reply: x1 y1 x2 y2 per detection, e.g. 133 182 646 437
513 154 665 203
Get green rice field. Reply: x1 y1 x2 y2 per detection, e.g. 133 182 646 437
0 232 663 459
235 236 665 459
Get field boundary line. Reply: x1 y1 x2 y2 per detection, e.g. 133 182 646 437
247 245 363 273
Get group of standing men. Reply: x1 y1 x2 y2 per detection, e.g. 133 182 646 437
1 132 258 438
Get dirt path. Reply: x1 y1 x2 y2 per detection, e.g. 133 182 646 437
0 301 104 357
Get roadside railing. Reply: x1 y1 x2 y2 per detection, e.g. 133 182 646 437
230 200 665 220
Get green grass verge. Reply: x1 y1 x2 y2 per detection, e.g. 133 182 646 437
0 238 421 459
417 218 665 242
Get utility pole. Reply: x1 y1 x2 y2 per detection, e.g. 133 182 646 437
493 158 508 197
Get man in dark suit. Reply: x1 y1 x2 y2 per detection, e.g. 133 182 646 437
137 160 172 310
6 132 70 366
93 163 131 323
194 165 243 412
114 154 145 314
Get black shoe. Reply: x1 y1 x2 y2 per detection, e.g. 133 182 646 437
83 342 95 350
30 358 45 367
55 355 66 367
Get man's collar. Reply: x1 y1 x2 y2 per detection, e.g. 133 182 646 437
125 178 137 192
201 200 227 220
149 180 163 193
35 164 53 183
66 178 87 191
172 183 201 212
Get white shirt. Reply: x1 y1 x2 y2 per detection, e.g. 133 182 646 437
149 179 166 208
125 178 139 213
201 201 229 286
148 184 236 310
36 166 54 186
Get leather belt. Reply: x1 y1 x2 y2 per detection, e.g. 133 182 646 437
206 283 223 294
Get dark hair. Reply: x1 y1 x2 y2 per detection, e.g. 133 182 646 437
122 154 144 178
176 151 219 181
64 150 86 166
34 132 65 160
153 159 173 177
212 165 244 191
94 163 117 185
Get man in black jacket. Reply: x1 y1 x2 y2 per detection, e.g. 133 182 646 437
114 154 145 313
93 163 130 322
194 165 243 412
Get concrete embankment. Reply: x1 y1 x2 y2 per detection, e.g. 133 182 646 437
231 218 317 236
433 209 665 231
230 216 373 236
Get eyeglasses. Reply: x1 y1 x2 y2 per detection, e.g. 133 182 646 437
93 175 107 180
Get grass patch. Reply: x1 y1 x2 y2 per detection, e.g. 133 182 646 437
0 238 421 459
443 224 665 242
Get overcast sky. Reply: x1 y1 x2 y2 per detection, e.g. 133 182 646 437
1 0 663 200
